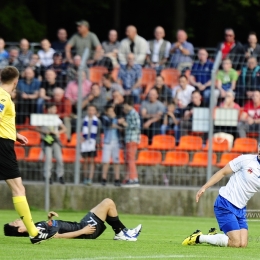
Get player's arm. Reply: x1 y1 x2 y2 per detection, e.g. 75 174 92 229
196 164 233 202
55 225 96 239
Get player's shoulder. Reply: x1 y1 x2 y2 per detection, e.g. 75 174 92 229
234 154 257 164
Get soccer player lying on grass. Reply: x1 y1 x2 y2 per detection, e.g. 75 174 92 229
4 198 142 243
182 150 260 248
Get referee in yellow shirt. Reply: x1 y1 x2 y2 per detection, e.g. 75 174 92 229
0 66 57 244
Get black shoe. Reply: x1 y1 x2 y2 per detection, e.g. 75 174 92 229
101 179 107 186
49 178 53 185
59 177 65 184
30 221 58 244
114 180 121 187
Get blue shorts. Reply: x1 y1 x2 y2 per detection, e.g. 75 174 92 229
214 195 248 234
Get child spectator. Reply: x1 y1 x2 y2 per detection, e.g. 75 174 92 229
81 105 99 185
38 39 55 68
101 105 121 186
36 103 66 184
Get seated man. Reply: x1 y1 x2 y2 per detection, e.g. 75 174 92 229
51 28 68 55
37 39 55 68
102 73 124 101
18 39 33 67
67 55 89 82
0 46 23 71
107 90 125 118
0 38 8 62
152 75 172 105
4 198 142 242
237 90 260 141
102 29 120 54
118 53 142 104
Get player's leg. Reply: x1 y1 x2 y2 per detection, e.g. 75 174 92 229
239 229 248 248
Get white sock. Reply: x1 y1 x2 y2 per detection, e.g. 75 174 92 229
199 234 229 247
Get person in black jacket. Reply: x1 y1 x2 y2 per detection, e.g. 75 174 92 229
244 32 260 63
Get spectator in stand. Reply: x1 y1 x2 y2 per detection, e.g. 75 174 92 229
107 90 125 118
118 25 147 66
38 39 55 68
102 30 120 54
219 89 240 109
118 53 142 104
66 20 101 63
82 83 107 117
51 28 68 54
217 28 244 69
179 90 204 137
152 75 172 105
244 32 260 62
50 88 72 141
18 39 33 67
189 48 218 106
102 73 124 101
67 55 89 82
81 104 99 185
37 70 60 113
16 67 40 124
140 89 165 143
26 54 42 81
237 90 260 140
65 71 91 113
216 58 239 97
118 97 141 187
169 30 194 72
101 105 121 187
48 52 67 88
0 38 8 62
237 56 260 105
0 46 23 71
36 103 66 184
146 26 171 74
88 48 113 73
172 75 195 108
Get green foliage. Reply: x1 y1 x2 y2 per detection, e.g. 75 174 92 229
0 3 46 41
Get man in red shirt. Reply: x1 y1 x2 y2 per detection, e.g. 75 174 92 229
237 90 260 138
50 87 72 140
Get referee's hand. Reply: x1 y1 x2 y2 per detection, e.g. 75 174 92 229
16 133 28 146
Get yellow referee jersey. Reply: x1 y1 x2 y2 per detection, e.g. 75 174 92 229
0 87 16 141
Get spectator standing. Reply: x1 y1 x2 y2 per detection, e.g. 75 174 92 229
0 38 8 62
237 90 260 140
38 39 55 68
66 20 101 62
118 97 141 187
51 28 68 54
118 53 142 104
67 55 89 82
244 32 260 62
217 28 244 69
217 58 239 97
172 75 195 108
36 103 66 184
16 67 40 124
118 25 147 66
169 30 194 72
101 105 121 186
81 104 99 185
18 39 33 67
102 30 120 54
140 89 165 143
0 46 23 71
102 73 124 101
146 26 171 74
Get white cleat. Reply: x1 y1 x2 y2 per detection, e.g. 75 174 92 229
114 230 137 241
124 224 142 238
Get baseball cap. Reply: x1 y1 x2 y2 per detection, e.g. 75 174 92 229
76 20 89 27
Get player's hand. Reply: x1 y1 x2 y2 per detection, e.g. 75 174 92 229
48 211 59 219
16 133 28 146
82 224 96 235
196 187 206 203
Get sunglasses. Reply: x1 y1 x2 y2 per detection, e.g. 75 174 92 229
225 34 234 37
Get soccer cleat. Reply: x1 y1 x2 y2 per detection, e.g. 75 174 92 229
208 227 217 235
30 221 58 244
182 230 202 246
113 231 137 241
124 224 142 238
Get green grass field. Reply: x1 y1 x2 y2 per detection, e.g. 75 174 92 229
1 210 260 260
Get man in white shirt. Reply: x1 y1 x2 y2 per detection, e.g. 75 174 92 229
118 26 147 65
146 26 171 74
172 75 195 108
182 149 260 248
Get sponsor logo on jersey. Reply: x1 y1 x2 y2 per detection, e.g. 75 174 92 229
0 103 5 112
248 168 253 174
1 99 6 102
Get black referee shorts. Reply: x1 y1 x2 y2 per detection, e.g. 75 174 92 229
0 137 21 180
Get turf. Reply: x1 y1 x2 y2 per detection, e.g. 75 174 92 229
1 210 260 260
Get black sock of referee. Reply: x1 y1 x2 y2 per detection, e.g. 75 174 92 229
106 216 126 234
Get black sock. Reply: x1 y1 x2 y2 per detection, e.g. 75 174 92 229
196 235 201 244
106 216 126 234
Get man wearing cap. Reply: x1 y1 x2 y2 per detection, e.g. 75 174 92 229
65 20 101 63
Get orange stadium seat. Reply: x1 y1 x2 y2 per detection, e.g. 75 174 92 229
111 68 119 81
203 138 229 152
119 150 125 164
136 151 162 166
18 130 41 146
14 146 25 160
141 68 156 87
161 151 189 166
216 153 240 168
148 135 175 150
25 147 43 162
138 134 149 150
67 133 78 147
89 66 108 84
62 148 76 163
59 133 68 146
189 152 217 167
94 150 103 164
160 68 180 88
176 136 203 151
231 138 257 153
